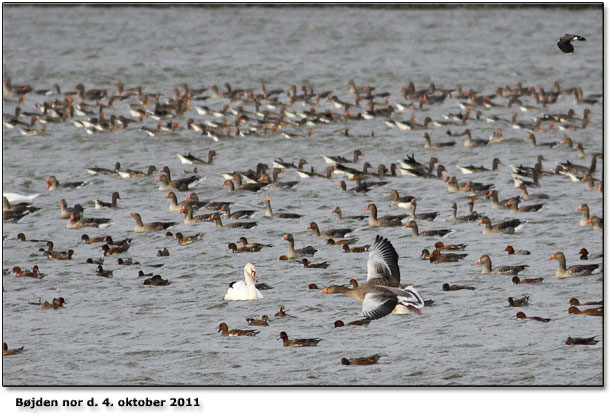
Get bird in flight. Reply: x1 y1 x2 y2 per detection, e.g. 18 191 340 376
557 34 586 54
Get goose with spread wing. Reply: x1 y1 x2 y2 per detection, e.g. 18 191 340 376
320 235 424 320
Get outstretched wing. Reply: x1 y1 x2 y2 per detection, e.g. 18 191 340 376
366 235 400 283
361 292 398 320
376 285 425 309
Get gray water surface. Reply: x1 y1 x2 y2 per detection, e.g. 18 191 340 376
2 5 603 386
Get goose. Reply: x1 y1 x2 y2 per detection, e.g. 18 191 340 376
549 252 601 278
320 235 425 320
282 233 317 259
475 254 528 275
223 263 263 301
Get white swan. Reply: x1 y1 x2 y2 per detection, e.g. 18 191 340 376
3 192 40 202
223 263 263 301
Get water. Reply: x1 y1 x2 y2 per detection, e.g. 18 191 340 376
2 5 603 386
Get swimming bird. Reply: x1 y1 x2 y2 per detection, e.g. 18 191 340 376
218 322 259 336
475 255 528 275
340 354 381 365
223 263 263 301
282 233 317 259
278 331 321 347
549 252 601 278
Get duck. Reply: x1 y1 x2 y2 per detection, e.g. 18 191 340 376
340 354 381 366
565 337 598 345
40 297 67 309
67 211 112 229
3 342 24 356
476 255 528 275
101 244 129 256
365 203 408 227
505 246 530 255
179 205 208 224
477 216 524 234
568 306 602 317
143 275 171 286
238 236 272 251
263 195 301 219
429 249 467 263
274 306 286 317
409 200 439 221
435 241 467 251
442 283 475 291
332 207 367 221
569 298 602 306
96 265 113 277
81 234 106 244
246 315 270 326
405 220 453 237
46 249 74 261
282 233 317 259
389 190 417 209
157 248 170 257
549 252 600 278
320 235 425 319
334 319 370 327
327 238 359 246
175 232 202 246
208 213 256 229
223 263 263 301
177 150 218 165
117 258 139 266
12 265 44 279
278 331 321 347
45 175 85 191
16 233 46 243
130 212 176 232
341 243 370 253
307 221 352 239
87 258 104 265
516 183 549 201
218 322 259 336
505 198 543 213
578 248 602 260
515 311 550 322
296 258 329 269
508 296 529 307
512 276 544 285
228 243 260 253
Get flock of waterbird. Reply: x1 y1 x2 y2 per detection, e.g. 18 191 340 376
2 35 603 364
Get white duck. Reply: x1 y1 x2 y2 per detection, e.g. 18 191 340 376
223 263 263 301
